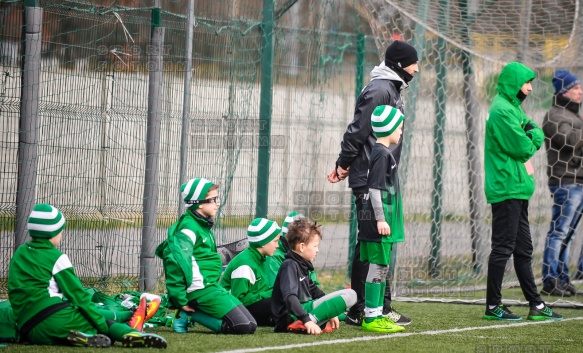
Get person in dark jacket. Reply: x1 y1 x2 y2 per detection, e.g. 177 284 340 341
359 105 406 333
326 40 418 326
541 70 583 296
483 62 561 321
272 218 356 334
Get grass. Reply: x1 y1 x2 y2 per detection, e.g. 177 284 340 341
3 295 583 353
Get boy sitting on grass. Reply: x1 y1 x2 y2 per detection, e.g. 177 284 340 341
271 218 356 334
156 178 257 334
8 203 167 348
221 217 282 326
265 211 318 285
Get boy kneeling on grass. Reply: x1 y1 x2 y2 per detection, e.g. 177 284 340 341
272 218 357 335
8 204 167 348
220 217 282 326
156 178 257 334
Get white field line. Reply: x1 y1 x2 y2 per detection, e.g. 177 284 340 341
215 317 583 353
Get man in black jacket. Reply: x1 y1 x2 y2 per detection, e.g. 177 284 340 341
327 40 418 326
541 69 583 296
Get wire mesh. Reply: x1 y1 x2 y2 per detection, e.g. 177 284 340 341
2 0 583 302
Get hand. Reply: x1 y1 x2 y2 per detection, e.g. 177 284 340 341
523 121 536 139
377 221 391 236
305 321 322 335
329 316 340 330
181 305 195 313
326 165 349 183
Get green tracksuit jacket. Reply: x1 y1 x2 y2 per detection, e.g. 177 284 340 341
220 247 272 306
8 239 109 335
155 209 223 309
484 62 544 204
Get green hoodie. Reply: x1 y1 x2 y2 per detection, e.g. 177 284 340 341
484 62 544 204
155 209 222 309
8 239 109 335
220 247 272 306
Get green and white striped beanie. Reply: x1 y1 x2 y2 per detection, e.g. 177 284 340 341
27 204 66 239
282 211 305 234
247 218 282 248
371 105 405 138
181 178 214 208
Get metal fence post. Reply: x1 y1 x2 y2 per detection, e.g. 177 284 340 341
256 0 275 218
348 33 365 277
140 2 165 291
428 0 450 279
178 0 195 215
14 0 42 252
460 0 486 276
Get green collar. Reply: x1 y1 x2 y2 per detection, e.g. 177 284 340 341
248 246 267 263
27 238 56 249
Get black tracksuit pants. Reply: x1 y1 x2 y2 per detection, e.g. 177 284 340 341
486 199 542 306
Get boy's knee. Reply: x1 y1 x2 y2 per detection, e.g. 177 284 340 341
344 289 357 308
221 320 257 334
221 305 257 334
366 264 389 282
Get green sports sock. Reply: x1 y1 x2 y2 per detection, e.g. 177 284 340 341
107 322 135 342
98 308 133 323
309 296 346 324
379 281 387 310
188 311 222 333
364 281 381 323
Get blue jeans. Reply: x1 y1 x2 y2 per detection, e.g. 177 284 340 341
542 184 583 286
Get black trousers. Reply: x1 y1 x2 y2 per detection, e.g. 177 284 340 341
246 298 274 327
486 199 542 306
348 188 392 315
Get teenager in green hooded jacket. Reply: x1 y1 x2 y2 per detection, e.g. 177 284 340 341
483 62 562 322
156 178 257 334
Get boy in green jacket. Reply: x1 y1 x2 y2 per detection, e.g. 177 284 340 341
483 62 562 321
156 178 257 334
221 218 282 326
8 204 167 348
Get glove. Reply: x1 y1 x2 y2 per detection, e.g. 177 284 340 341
523 119 543 148
523 120 536 139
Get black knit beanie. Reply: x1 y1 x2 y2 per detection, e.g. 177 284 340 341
385 40 418 69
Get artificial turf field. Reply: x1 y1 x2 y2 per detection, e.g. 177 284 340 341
4 296 583 353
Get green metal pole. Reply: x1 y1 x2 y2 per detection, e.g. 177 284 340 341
400 0 429 189
256 0 275 218
428 0 450 278
460 0 486 276
348 33 365 277
396 0 430 283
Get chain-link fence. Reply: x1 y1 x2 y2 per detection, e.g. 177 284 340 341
2 0 583 303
